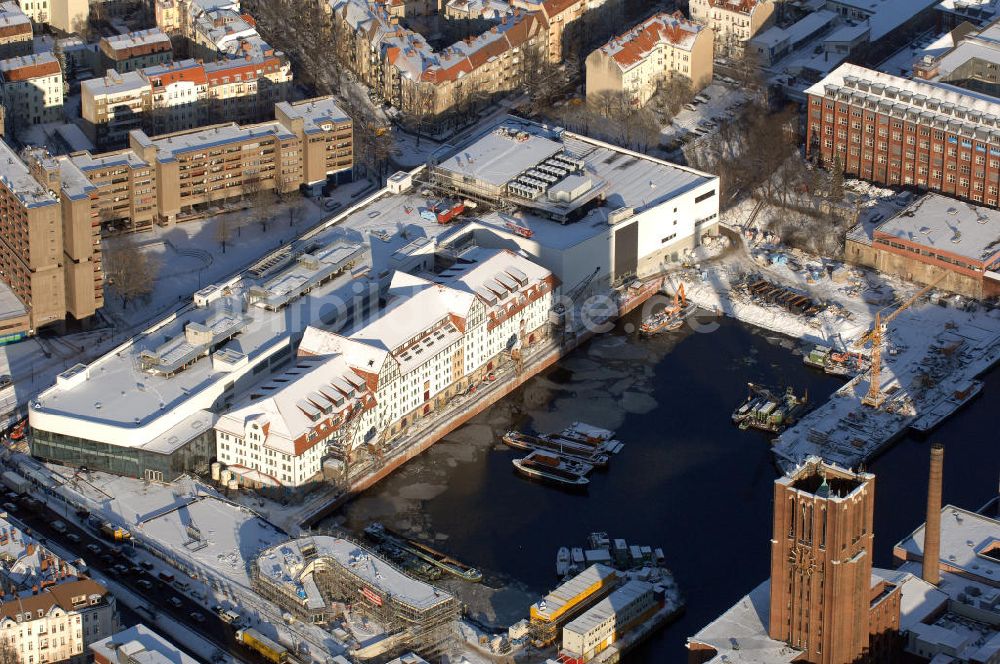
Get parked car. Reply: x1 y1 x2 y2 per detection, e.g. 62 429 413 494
169 597 183 608
66 533 80 544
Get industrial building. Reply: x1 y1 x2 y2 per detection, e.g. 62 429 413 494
560 580 658 662
586 12 713 107
530 564 618 646
846 193 1000 299
806 62 1000 208
253 536 460 656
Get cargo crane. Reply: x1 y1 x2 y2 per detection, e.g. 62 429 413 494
856 278 941 408
549 267 601 329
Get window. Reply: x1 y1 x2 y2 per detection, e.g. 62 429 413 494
694 190 715 203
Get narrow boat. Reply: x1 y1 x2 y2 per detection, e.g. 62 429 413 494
502 430 610 467
364 522 483 582
512 451 591 489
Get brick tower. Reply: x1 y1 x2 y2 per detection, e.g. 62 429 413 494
768 459 883 664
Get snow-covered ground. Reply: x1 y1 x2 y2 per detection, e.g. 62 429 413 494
657 82 748 151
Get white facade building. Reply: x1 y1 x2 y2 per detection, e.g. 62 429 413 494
214 249 556 487
0 53 63 126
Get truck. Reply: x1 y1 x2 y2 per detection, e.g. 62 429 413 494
100 522 131 542
236 629 289 664
0 471 28 494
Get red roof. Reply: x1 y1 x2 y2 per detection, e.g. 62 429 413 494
1 59 60 82
147 62 207 87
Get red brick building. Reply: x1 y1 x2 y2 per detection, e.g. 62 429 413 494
806 62 1000 209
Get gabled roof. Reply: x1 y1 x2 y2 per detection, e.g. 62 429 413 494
598 12 705 71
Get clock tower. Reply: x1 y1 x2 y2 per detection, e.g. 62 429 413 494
768 459 884 664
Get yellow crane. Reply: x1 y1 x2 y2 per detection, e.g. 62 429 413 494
857 278 941 408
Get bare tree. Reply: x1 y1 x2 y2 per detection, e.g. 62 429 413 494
104 236 159 310
215 218 231 254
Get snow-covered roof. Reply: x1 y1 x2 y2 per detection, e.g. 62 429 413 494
100 28 171 56
751 9 835 50
827 0 939 41
563 580 652 639
806 62 1000 140
435 124 564 188
81 69 148 98
0 140 57 209
31 230 371 450
134 121 295 163
875 194 1000 265
0 282 25 320
256 536 455 611
871 568 947 631
531 564 616 621
276 97 350 133
90 624 200 664
0 513 81 594
686 580 802 663
596 12 704 72
895 505 1000 584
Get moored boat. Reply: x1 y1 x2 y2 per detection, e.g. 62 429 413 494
513 451 591 489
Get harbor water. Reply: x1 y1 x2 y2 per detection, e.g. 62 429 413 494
325 313 1000 663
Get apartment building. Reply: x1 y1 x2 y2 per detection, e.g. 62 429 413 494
99 29 173 73
0 2 32 60
0 579 119 664
0 53 63 128
688 0 775 55
0 139 102 331
274 97 353 192
586 12 713 107
70 149 157 233
806 62 1000 208
214 248 555 487
17 0 87 33
516 0 622 63
81 56 292 148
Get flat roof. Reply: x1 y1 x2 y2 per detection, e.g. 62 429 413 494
276 96 350 132
564 580 652 637
90 624 199 664
896 505 1000 584
0 280 25 320
81 69 148 97
876 194 1000 265
828 0 939 41
257 536 455 611
435 125 564 188
687 580 802 663
0 140 57 209
31 231 370 446
134 121 295 162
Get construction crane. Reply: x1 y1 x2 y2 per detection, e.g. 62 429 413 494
858 278 941 408
550 267 601 328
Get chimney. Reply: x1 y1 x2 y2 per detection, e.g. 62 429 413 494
923 443 944 586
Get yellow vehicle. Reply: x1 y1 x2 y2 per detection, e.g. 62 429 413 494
99 522 131 542
236 628 289 664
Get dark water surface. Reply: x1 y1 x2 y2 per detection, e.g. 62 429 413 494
331 315 1000 663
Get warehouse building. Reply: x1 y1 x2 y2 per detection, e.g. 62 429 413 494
806 62 1000 208
846 193 1000 298
560 580 658 662
253 536 459 656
